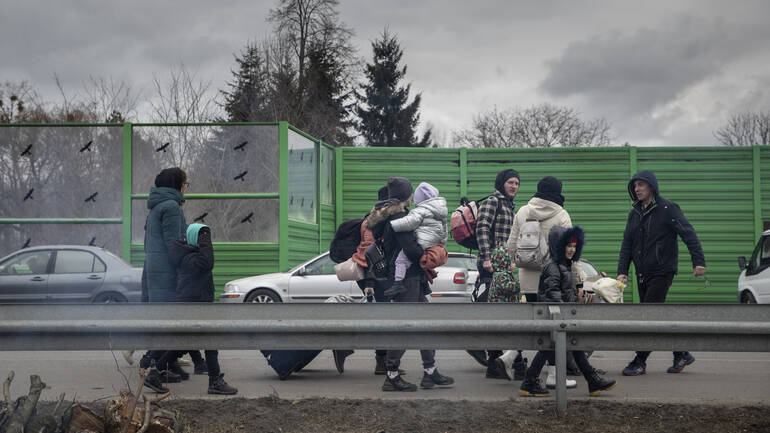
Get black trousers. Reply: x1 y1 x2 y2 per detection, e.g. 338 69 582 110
634 272 688 362
385 277 435 371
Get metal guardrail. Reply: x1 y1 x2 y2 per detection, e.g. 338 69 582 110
1 303 769 414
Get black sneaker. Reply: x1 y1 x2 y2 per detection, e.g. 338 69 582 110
144 370 169 393
158 369 182 383
208 373 238 395
667 352 695 373
382 375 417 392
519 376 549 397
513 357 528 381
333 350 354 374
622 360 646 376
420 369 454 389
485 363 507 379
168 362 189 380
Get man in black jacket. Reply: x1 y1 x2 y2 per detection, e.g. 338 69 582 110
617 170 706 376
362 177 454 392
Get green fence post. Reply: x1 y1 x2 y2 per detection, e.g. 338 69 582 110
279 122 289 271
628 146 638 303
122 123 132 262
317 140 323 254
753 146 762 236
459 148 468 199
335 146 344 228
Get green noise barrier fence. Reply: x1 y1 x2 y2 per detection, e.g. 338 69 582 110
0 122 767 302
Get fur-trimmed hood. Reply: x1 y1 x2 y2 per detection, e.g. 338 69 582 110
548 225 584 264
364 198 410 228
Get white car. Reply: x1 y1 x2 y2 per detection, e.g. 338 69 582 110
738 229 770 304
220 251 477 303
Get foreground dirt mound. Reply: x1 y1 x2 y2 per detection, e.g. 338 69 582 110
164 398 770 433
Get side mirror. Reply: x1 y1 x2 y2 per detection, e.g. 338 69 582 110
295 266 306 277
738 256 747 271
600 271 608 278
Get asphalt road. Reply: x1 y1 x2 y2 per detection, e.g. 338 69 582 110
1 350 768 405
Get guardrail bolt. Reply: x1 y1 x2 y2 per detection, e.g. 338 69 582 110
537 338 543 345
536 309 543 315
571 338 578 345
560 323 567 329
571 309 577 315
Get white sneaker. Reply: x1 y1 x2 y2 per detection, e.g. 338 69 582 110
121 350 135 365
494 350 517 381
545 365 576 389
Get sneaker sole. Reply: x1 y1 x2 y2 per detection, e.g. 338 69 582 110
546 382 577 389
518 389 549 397
622 369 646 376
382 386 417 392
589 381 617 396
667 357 695 374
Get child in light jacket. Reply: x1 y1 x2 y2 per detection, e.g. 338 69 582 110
386 182 448 298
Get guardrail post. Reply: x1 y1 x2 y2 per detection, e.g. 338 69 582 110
549 305 567 415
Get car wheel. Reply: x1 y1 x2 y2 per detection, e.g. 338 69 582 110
740 291 757 304
245 289 281 303
93 292 128 303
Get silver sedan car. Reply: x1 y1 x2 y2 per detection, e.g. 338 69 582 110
0 245 142 303
220 252 477 303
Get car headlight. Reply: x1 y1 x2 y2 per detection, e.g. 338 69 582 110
224 283 240 293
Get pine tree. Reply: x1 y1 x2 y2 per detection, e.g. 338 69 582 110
357 29 431 147
220 43 271 122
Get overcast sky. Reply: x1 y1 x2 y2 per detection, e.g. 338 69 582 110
2 0 769 146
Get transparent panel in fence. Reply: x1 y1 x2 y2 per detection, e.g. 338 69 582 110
321 146 334 205
0 126 123 218
132 199 278 243
0 223 123 259
288 130 317 223
132 124 279 194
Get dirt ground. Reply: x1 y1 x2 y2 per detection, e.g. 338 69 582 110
13 397 770 432
160 397 768 433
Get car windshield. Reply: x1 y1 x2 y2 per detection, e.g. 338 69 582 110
579 260 601 278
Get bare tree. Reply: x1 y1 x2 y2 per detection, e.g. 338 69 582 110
81 76 140 122
714 111 770 146
0 81 48 123
453 104 613 148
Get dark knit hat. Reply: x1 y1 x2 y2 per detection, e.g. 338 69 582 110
494 169 520 195
534 176 565 206
377 186 389 201
387 177 413 202
154 167 187 191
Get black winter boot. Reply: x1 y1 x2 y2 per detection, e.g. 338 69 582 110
143 369 169 394
512 356 528 381
584 369 616 396
208 373 238 395
519 373 549 397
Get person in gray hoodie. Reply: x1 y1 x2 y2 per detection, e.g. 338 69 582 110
386 182 447 298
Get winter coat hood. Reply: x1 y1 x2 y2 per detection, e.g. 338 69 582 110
548 225 584 264
147 186 184 209
628 170 659 202
524 197 565 221
365 198 410 228
169 239 197 269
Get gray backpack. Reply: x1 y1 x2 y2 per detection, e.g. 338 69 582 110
515 219 548 270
